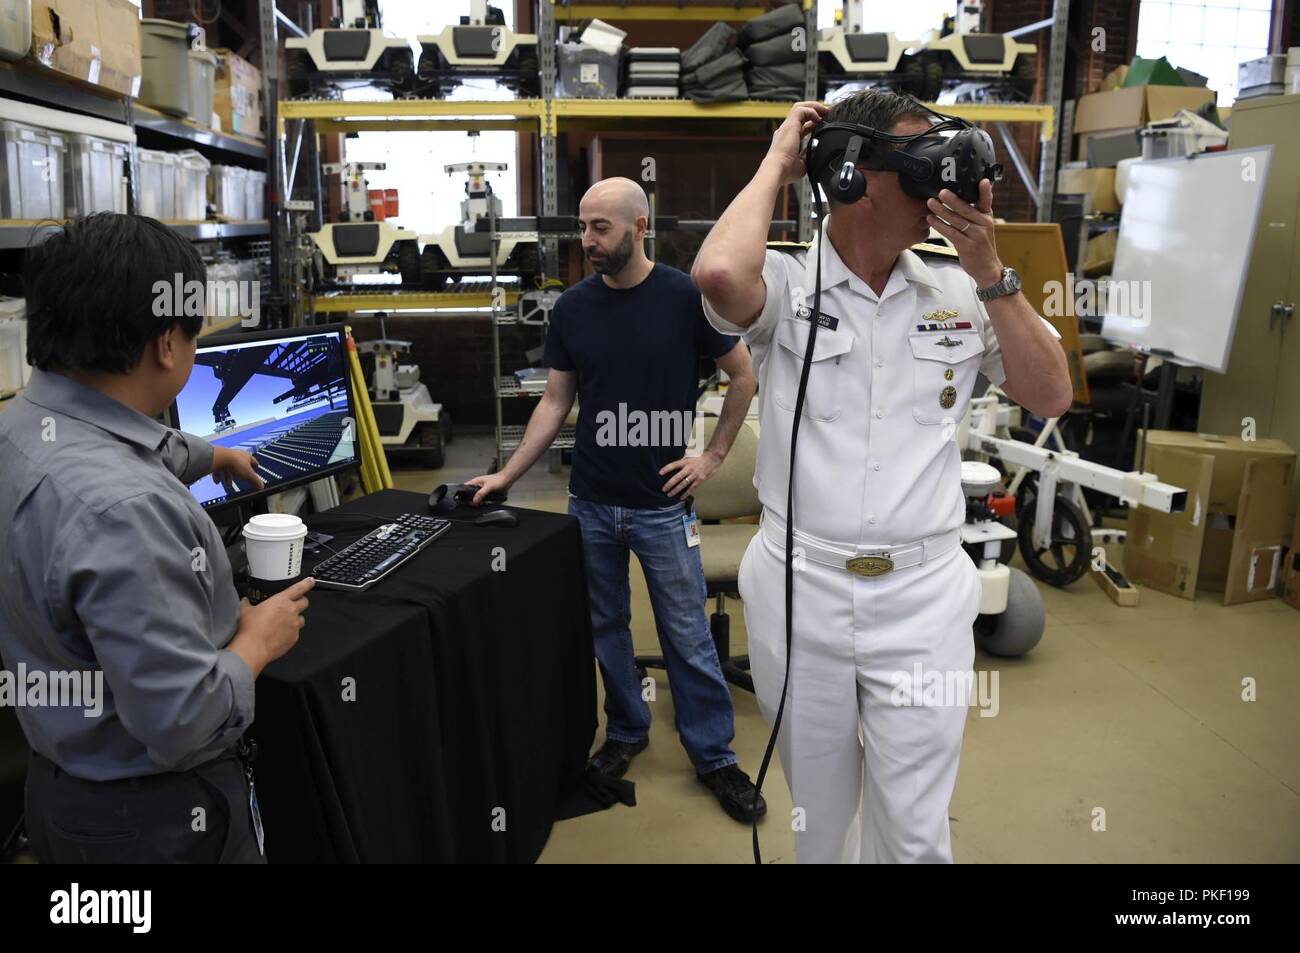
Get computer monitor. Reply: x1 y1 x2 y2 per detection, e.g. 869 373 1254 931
170 323 361 512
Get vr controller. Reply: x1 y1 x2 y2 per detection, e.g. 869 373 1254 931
804 102 1002 206
428 482 507 514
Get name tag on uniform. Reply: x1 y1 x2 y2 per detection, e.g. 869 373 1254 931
795 306 839 332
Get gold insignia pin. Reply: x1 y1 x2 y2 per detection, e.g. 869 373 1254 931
940 386 957 409
944 368 954 381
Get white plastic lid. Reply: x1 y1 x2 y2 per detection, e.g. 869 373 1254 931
243 513 307 541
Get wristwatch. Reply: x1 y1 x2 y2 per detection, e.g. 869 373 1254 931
976 266 1022 302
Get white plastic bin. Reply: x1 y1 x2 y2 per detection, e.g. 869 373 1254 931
211 164 248 219
136 148 180 220
244 168 266 220
175 149 210 220
188 44 218 128
0 316 28 391
65 133 130 216
0 119 65 219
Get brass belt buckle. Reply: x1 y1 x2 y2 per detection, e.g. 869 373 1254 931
846 554 893 577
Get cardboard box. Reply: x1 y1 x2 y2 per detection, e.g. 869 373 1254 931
1124 432 1296 605
1080 229 1116 276
1057 167 1119 212
214 48 262 140
29 0 141 98
1073 85 1216 160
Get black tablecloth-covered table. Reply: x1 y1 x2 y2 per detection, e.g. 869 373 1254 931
249 489 596 863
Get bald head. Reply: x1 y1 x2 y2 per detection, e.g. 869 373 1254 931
578 177 651 280
580 177 649 228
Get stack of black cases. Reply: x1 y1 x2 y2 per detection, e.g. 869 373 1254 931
624 47 681 98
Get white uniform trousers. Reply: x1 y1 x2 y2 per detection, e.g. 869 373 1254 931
738 522 981 863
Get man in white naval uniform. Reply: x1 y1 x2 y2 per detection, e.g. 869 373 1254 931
692 91 1073 863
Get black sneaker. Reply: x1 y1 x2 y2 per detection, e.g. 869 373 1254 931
698 764 767 823
587 737 649 779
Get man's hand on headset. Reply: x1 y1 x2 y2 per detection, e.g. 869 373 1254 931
763 101 829 187
925 179 1006 290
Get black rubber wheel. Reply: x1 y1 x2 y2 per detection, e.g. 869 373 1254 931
419 245 453 289
417 422 444 470
1017 492 1090 587
1010 53 1037 101
397 240 421 286
921 58 944 102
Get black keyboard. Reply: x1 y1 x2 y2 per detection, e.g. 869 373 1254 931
310 513 451 591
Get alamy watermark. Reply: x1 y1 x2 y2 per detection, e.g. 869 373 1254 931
0 664 104 717
152 272 261 328
889 664 1000 717
594 402 704 453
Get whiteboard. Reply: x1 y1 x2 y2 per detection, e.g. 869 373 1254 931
1101 145 1273 373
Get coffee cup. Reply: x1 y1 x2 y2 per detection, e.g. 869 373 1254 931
243 513 308 603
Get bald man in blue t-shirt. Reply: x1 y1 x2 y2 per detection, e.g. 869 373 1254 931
468 178 764 823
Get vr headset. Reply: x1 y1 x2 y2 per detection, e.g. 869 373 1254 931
804 101 1003 206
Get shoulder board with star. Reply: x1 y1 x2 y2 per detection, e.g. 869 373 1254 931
911 237 960 261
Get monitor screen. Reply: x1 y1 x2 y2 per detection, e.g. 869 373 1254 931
172 325 360 510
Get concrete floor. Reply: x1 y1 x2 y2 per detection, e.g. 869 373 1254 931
399 433 1300 864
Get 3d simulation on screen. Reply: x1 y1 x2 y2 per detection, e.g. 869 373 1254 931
175 333 357 508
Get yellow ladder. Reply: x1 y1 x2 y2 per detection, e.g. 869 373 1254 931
344 326 394 493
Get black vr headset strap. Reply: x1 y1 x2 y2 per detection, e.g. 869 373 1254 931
752 166 826 866
834 134 864 199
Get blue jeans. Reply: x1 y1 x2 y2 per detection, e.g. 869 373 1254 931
569 497 737 773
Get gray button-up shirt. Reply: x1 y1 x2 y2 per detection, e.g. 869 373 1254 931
0 369 252 780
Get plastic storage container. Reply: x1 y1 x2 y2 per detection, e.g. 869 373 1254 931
0 314 28 392
557 44 621 98
65 133 130 216
137 148 180 219
175 150 210 220
244 168 266 220
0 1 31 62
211 164 248 219
140 19 191 117
188 45 217 127
0 119 65 219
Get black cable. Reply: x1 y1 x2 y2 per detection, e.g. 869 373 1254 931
752 168 827 865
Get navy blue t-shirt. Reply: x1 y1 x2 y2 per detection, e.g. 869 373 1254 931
542 263 737 508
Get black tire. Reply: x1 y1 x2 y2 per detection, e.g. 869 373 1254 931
1017 492 1090 587
897 55 927 100
921 58 944 102
1010 52 1037 101
420 245 452 289
417 422 444 469
397 241 421 286
974 567 1045 657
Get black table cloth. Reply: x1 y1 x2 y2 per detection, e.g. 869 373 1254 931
250 489 596 863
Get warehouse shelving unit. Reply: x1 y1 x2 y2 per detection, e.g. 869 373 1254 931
273 0 1063 468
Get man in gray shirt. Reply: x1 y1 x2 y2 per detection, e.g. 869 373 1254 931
0 214 313 863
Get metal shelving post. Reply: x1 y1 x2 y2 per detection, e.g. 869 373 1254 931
1036 0 1072 223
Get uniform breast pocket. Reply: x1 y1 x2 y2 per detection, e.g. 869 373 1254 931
908 330 985 425
772 317 854 422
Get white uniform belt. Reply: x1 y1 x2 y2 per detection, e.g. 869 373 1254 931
761 510 960 577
